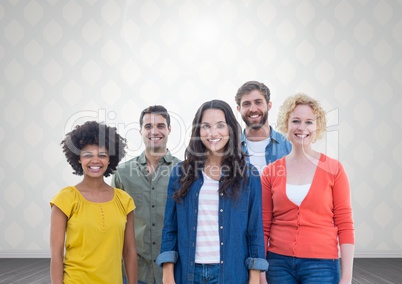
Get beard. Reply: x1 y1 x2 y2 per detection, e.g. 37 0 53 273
243 111 268 130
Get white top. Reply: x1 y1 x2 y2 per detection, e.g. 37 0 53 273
195 171 220 263
286 183 311 206
246 138 270 174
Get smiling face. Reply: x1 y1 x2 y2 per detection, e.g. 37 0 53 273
200 108 230 156
79 144 109 178
287 104 317 147
140 113 171 153
237 90 271 130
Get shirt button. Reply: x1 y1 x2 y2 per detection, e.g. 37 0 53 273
220 209 223 212
220 226 223 229
220 193 223 196
220 242 223 246
152 187 155 190
152 223 155 226
152 205 155 208
220 260 224 264
153 242 156 245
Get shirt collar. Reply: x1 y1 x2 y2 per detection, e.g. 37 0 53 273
138 149 175 165
241 126 281 144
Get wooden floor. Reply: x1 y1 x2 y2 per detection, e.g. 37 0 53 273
353 258 402 284
0 259 50 284
0 258 401 283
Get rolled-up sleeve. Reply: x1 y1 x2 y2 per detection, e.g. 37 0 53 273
245 256 269 271
246 166 269 271
156 251 178 267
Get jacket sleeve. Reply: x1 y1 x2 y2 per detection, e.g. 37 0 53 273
332 161 354 245
261 164 274 251
156 164 181 267
245 166 269 271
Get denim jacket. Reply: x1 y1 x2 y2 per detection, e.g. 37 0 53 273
156 163 268 283
241 126 292 165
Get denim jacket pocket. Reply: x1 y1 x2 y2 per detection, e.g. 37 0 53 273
232 188 250 212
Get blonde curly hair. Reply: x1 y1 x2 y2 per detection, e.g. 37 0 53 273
276 93 327 143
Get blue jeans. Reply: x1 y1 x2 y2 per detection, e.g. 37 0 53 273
266 252 340 284
194 263 220 284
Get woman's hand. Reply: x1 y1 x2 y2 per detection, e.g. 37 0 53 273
248 270 260 284
259 271 268 284
339 277 352 284
162 263 175 284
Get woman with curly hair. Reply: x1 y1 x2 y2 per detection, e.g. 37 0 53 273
261 94 354 283
156 100 268 283
50 121 138 284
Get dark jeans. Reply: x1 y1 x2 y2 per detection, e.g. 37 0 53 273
194 263 220 284
266 252 340 283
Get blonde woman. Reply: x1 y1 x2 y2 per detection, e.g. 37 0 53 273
261 94 354 284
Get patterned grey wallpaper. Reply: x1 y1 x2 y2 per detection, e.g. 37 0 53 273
1 0 401 257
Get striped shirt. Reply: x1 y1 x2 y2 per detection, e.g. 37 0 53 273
195 171 220 263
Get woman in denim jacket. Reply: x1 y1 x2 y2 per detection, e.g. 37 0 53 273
156 100 268 283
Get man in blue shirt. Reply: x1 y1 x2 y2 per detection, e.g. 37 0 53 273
235 81 292 173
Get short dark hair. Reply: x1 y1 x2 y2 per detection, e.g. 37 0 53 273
139 105 171 128
61 121 127 177
235 81 271 105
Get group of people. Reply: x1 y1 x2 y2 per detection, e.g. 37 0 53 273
50 81 355 284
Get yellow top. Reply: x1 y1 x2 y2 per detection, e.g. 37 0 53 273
50 186 135 284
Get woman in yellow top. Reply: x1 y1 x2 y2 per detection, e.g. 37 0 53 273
50 121 138 284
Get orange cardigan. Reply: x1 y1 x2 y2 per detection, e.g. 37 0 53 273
261 154 354 259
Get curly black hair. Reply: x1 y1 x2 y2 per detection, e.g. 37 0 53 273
61 121 127 177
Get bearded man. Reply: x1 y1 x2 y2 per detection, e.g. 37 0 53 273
235 81 292 174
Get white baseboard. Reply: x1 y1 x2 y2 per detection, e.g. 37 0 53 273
354 251 402 258
0 252 51 258
0 251 401 258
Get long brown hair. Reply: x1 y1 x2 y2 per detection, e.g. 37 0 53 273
173 100 248 202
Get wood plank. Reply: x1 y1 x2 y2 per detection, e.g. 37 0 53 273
0 259 49 283
353 258 402 284
11 266 50 284
0 259 31 274
353 264 394 284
